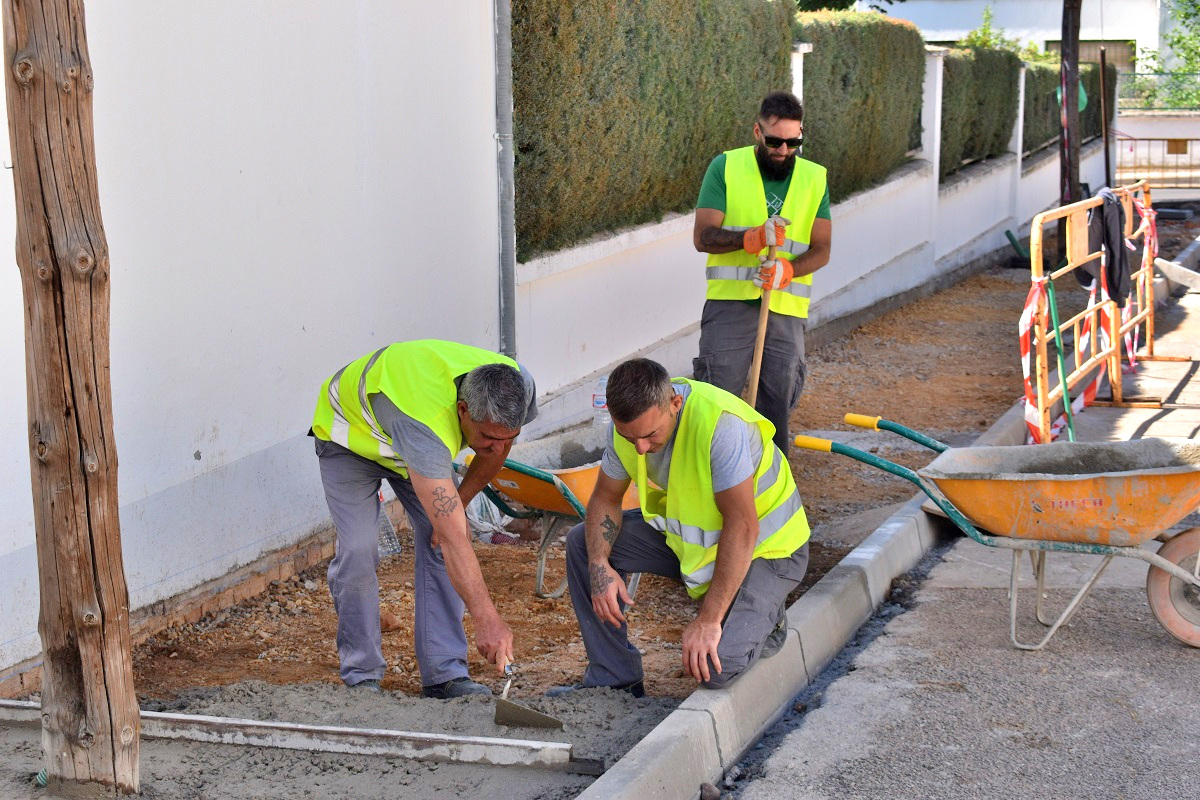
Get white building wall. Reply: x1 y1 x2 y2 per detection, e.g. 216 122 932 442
0 1 503 674
887 0 1163 54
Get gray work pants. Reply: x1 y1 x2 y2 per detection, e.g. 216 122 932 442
693 299 807 455
564 510 808 690
315 438 468 687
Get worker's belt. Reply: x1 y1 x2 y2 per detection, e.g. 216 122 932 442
705 267 812 298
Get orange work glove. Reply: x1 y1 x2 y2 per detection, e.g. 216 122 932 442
754 257 793 290
742 215 790 254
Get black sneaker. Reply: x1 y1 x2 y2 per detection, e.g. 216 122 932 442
347 678 382 693
545 679 644 699
422 676 493 699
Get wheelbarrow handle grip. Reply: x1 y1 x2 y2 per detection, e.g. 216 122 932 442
844 413 882 431
793 435 833 452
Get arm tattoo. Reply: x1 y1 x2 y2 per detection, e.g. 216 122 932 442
431 486 459 518
698 225 744 251
600 514 621 547
589 563 615 596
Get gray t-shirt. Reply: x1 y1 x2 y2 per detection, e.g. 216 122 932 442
370 364 537 479
600 383 762 493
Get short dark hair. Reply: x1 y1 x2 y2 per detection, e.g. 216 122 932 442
759 92 804 124
606 358 674 423
458 363 527 429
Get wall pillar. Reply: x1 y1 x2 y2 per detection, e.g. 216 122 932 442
791 42 813 103
922 47 947 259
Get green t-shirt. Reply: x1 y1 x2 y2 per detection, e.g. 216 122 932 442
696 152 831 220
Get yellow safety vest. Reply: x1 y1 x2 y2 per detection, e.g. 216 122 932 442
311 340 518 477
705 146 827 318
612 379 810 598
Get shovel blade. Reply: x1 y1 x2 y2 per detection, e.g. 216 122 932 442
494 698 563 729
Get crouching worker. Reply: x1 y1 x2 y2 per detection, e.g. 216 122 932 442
549 358 809 696
310 339 537 697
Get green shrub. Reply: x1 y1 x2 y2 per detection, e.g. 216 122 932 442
511 0 792 261
939 46 1021 178
794 11 925 201
1023 61 1118 156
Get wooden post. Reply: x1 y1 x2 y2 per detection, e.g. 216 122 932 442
2 0 139 793
1056 0 1082 267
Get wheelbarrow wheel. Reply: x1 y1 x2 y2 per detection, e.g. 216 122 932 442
1146 527 1200 647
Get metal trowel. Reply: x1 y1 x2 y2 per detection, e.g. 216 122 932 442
495 663 563 729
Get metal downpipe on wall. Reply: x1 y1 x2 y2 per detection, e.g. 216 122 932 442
494 0 518 358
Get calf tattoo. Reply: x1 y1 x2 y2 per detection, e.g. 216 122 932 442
431 486 459 517
589 563 614 596
600 514 620 546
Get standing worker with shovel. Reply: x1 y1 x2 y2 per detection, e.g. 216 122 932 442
693 91 832 456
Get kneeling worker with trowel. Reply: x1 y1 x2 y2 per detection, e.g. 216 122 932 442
310 339 537 697
548 358 810 697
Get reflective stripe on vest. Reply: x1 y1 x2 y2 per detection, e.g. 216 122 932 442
704 267 813 298
322 347 402 470
644 449 802 550
613 380 810 598
312 340 517 477
705 146 827 318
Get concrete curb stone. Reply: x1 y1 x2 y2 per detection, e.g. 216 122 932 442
575 407 1027 800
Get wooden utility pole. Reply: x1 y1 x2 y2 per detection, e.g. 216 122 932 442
3 0 139 793
1057 0 1083 265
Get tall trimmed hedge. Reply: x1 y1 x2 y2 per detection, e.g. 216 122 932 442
939 47 1021 178
794 12 925 202
511 0 792 261
1023 61 1119 156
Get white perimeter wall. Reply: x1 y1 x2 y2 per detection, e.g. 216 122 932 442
1 1 503 674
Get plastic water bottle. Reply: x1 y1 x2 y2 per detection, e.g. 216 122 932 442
377 490 403 558
592 375 611 427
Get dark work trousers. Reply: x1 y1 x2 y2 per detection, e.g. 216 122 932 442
693 299 807 456
315 438 469 688
564 510 808 690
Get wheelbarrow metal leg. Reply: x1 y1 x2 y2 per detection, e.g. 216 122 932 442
535 516 570 599
1009 549 1114 651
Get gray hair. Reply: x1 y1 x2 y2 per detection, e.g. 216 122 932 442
459 363 527 429
606 358 674 423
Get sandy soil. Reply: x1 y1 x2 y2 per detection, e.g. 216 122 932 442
3 209 1194 799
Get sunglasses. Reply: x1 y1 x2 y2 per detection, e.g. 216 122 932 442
761 134 803 150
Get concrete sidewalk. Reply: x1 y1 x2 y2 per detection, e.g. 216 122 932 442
579 270 1200 799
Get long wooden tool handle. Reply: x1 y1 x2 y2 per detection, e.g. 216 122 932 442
746 244 775 407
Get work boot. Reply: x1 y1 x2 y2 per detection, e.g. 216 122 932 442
347 678 382 693
761 602 789 659
545 679 644 699
422 676 493 699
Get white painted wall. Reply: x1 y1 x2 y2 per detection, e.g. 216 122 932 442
884 0 1163 54
1117 111 1200 140
1 1 503 675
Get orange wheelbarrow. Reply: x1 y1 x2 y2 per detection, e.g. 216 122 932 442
795 415 1200 650
460 426 639 599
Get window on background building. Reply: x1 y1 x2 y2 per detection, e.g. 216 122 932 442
1045 40 1136 71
